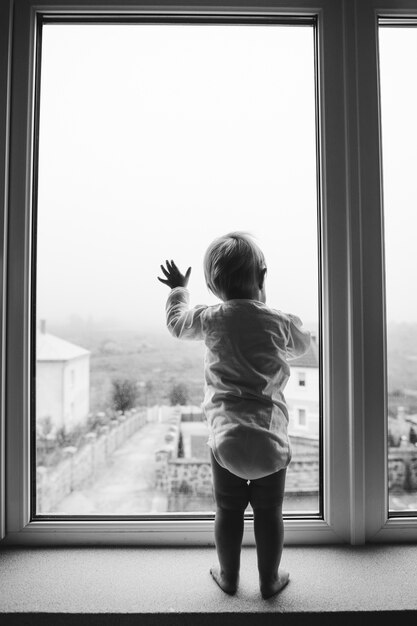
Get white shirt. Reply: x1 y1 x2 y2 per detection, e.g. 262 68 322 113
166 287 311 480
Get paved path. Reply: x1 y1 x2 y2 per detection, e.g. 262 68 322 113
56 421 170 515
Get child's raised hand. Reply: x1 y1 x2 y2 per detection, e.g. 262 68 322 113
158 260 192 289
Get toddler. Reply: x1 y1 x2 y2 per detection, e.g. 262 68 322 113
158 232 310 599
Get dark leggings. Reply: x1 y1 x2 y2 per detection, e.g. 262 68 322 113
210 451 286 584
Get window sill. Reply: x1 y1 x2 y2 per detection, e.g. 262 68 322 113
0 544 416 624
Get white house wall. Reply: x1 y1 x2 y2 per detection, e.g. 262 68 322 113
36 361 65 431
285 366 320 438
62 356 90 430
37 355 90 433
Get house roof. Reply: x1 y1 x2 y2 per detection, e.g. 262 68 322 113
37 331 90 362
288 335 319 369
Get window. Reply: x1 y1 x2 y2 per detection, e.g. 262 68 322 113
297 409 307 427
298 372 307 387
379 22 417 515
34 20 321 518
3 0 417 546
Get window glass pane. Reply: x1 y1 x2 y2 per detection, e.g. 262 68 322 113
34 23 320 516
379 25 417 514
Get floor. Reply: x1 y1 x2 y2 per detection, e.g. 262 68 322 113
1 544 417 624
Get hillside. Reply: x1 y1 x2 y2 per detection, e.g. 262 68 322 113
46 319 417 415
47 321 206 412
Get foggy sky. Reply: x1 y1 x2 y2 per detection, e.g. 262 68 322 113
36 24 417 332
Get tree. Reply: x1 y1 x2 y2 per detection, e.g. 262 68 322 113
177 431 184 458
169 382 189 406
38 415 53 437
145 380 154 404
111 378 137 414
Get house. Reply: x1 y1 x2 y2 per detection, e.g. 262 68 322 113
36 321 90 433
285 333 319 439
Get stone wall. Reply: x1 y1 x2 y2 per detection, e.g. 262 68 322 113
155 426 321 497
388 446 417 492
285 456 320 493
36 409 147 513
157 455 321 498
157 438 417 499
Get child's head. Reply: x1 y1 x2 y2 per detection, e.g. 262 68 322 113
204 232 267 301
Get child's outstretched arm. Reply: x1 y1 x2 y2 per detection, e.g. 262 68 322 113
285 314 311 359
157 260 206 340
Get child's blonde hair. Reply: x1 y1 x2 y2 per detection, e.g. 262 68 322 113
204 232 266 299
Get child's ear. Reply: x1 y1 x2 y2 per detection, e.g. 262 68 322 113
259 267 267 289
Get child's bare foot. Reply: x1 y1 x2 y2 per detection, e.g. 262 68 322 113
260 569 290 599
210 565 238 595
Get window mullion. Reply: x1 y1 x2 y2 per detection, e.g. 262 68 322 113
343 0 367 545
0 0 13 544
316 0 355 543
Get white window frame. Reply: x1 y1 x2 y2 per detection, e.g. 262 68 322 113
2 0 417 546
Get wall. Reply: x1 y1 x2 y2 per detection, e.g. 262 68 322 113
36 354 90 432
388 445 417 492
36 361 64 430
286 366 320 438
63 356 90 429
155 426 321 499
156 428 417 504
36 409 147 514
